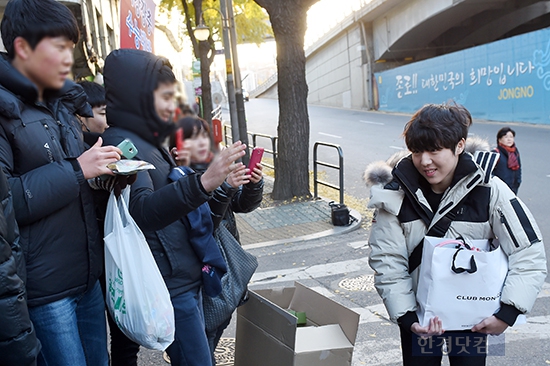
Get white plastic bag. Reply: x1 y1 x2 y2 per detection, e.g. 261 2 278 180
416 236 508 330
104 188 175 350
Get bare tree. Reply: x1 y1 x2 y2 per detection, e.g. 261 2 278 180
253 0 319 200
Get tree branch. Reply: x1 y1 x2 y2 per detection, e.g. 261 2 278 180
181 0 200 59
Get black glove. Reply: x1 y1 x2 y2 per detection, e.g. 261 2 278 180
113 174 138 198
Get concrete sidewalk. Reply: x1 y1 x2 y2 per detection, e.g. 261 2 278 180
236 177 362 248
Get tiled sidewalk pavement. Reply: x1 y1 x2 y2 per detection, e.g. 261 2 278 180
235 198 334 246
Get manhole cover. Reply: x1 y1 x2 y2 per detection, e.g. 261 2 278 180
215 337 235 365
339 274 375 291
162 338 235 365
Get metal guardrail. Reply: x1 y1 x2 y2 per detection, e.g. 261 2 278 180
249 132 277 170
222 127 345 203
223 123 232 145
223 124 277 170
313 142 344 204
212 105 222 120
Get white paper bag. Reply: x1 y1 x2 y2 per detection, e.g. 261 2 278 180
416 236 508 330
104 188 175 350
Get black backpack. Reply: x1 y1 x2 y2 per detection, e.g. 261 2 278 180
329 201 351 226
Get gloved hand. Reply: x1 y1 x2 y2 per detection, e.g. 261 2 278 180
89 174 137 197
113 174 138 197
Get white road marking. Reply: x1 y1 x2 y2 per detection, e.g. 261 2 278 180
359 120 385 125
318 132 342 138
249 257 372 285
348 240 369 249
389 146 405 150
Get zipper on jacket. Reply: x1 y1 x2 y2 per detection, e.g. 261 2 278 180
497 208 520 248
42 123 63 160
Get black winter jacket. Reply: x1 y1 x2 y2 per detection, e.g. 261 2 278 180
0 168 40 366
102 49 211 296
493 144 521 193
0 53 103 307
191 163 263 241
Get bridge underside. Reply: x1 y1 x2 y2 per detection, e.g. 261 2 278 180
372 0 550 62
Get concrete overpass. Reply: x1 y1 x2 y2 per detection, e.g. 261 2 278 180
256 0 550 111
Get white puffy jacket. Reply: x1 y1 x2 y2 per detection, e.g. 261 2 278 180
364 148 546 326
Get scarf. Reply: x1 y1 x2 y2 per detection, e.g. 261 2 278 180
499 144 520 171
168 166 227 297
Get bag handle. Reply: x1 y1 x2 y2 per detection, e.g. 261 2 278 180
451 248 477 274
408 198 468 274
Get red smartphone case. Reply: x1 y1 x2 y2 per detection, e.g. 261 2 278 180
248 147 264 171
175 128 184 151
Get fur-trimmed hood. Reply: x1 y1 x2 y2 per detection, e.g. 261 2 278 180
363 135 492 188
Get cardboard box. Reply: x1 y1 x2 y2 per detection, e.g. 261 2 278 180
234 282 360 366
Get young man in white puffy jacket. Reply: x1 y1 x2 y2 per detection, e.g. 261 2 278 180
364 103 546 366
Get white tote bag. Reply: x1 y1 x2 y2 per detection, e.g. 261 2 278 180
104 188 175 350
416 236 508 330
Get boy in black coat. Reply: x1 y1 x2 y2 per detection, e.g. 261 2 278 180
0 1 121 364
102 48 246 366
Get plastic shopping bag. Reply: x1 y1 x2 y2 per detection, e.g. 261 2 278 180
104 188 175 350
416 236 508 330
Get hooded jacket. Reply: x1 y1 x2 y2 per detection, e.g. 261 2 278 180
102 49 211 295
0 53 103 307
364 139 546 330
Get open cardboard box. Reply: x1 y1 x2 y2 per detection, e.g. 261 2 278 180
234 282 360 366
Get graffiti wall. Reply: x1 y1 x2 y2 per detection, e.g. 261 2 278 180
375 28 550 124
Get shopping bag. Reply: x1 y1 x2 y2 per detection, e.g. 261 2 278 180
203 224 258 333
104 188 175 350
416 236 508 330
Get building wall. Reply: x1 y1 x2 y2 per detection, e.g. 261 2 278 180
375 27 550 124
306 25 365 109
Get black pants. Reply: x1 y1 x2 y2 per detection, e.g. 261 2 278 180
399 327 487 366
107 311 140 366
99 271 140 366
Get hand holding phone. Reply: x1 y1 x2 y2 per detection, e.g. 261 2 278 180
248 147 264 171
117 139 138 159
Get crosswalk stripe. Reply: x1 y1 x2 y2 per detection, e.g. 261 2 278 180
249 257 372 285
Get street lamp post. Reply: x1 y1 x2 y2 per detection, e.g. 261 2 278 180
194 6 240 147
225 0 250 163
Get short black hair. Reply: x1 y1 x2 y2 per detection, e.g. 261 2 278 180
496 126 515 142
176 116 211 139
78 81 106 108
1 0 80 59
403 102 472 153
156 59 176 89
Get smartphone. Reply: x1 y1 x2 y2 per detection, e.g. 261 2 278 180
175 128 184 151
248 147 264 171
117 139 138 159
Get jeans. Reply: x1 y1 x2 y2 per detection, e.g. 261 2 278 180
29 280 109 366
206 316 232 364
166 288 212 366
